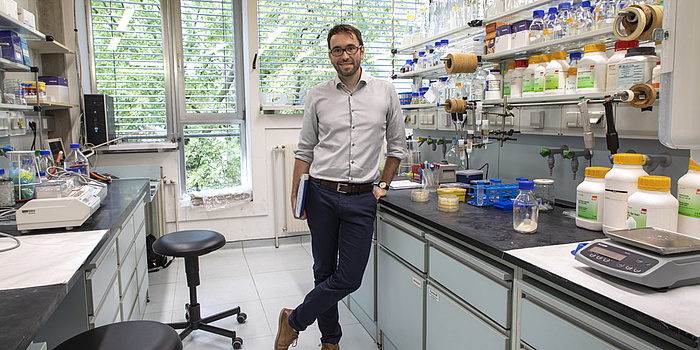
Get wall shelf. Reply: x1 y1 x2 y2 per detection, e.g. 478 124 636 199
397 26 484 54
0 103 32 110
401 103 440 110
27 40 74 54
0 11 44 41
38 102 78 110
484 28 617 62
395 65 446 79
0 57 30 72
484 0 560 25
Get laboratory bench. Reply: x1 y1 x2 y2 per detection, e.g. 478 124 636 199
345 188 700 350
0 178 150 350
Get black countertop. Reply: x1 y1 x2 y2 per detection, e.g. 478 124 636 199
379 189 698 348
0 179 149 350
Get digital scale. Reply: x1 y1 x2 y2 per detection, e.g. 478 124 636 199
575 228 700 290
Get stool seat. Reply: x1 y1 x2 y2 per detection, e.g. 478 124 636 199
153 230 225 257
54 321 182 350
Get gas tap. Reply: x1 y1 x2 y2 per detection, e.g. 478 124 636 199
438 138 447 159
426 136 436 151
539 145 569 176
562 149 593 180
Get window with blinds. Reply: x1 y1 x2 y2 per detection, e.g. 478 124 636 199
91 0 167 140
257 0 419 106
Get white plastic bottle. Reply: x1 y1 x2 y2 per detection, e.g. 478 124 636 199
534 54 550 95
652 61 661 89
616 46 657 89
606 40 639 90
510 59 528 98
577 43 608 93
545 51 570 96
522 55 540 97
678 159 700 237
503 62 515 97
485 69 503 100
65 143 90 176
576 167 611 231
603 153 648 233
565 66 578 94
627 176 679 231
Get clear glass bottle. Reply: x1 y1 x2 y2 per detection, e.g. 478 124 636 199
65 143 90 176
529 10 545 44
513 180 539 233
0 169 15 207
578 1 594 34
543 7 558 41
567 1 582 36
555 2 571 39
38 150 54 175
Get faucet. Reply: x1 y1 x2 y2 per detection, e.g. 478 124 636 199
563 150 593 180
426 136 436 152
438 138 447 159
539 145 569 176
644 153 673 173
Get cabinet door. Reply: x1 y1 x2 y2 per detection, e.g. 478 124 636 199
377 247 424 350
377 214 426 272
426 285 508 350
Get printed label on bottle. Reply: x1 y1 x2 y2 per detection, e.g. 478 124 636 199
486 80 501 91
534 72 545 92
543 28 551 35
607 64 618 88
545 70 560 90
577 193 599 220
504 80 511 95
627 205 647 228
577 67 596 89
617 62 647 88
605 189 628 201
523 74 534 93
678 185 700 219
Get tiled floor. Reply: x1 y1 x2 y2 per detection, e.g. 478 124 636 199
143 235 378 350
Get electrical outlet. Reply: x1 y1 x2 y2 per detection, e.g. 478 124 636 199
530 111 545 129
565 111 580 128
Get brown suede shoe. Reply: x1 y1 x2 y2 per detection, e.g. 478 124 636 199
321 343 339 350
275 308 298 350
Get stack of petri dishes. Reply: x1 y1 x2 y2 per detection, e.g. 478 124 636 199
411 189 430 202
438 194 459 212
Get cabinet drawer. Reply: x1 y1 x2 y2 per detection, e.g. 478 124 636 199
87 241 118 313
429 246 511 328
377 215 426 272
137 274 148 319
92 276 120 328
137 248 148 290
120 274 139 322
117 217 135 265
119 242 138 294
426 285 508 350
134 201 146 230
135 222 147 259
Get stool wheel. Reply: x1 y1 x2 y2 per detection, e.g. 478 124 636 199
233 337 243 349
237 312 247 324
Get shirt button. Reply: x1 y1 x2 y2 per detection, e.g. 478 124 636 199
351 160 355 164
352 143 355 147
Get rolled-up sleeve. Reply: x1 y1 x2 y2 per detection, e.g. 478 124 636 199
294 92 318 164
385 84 407 161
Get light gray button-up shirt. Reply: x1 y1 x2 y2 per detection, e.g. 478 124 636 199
294 69 407 184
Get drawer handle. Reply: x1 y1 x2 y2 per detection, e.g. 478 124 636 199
412 276 422 288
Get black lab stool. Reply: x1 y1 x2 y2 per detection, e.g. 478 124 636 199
153 230 246 348
54 321 182 350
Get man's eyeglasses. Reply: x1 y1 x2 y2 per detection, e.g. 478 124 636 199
329 46 362 57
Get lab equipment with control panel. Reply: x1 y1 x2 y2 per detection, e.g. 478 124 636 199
16 182 108 231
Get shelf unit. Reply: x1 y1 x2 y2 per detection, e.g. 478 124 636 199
27 40 74 54
0 103 32 110
483 0 562 25
395 65 447 79
397 26 484 53
0 56 30 72
0 11 44 41
38 102 79 111
401 103 440 110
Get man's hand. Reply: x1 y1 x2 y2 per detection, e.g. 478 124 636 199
373 186 387 202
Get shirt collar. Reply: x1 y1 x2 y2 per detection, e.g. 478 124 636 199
333 67 371 91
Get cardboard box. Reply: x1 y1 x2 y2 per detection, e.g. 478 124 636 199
486 22 508 34
0 30 23 63
511 20 532 49
17 8 35 29
5 0 17 20
485 31 496 55
39 77 69 103
495 25 513 53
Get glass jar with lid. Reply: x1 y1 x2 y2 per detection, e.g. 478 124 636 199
533 178 555 212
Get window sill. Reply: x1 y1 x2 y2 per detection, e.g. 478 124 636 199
97 142 178 154
260 105 304 114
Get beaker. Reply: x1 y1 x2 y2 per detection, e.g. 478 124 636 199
7 151 38 200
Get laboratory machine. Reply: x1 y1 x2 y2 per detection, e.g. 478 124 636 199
16 182 108 231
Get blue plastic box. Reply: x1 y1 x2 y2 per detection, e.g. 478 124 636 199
0 31 23 64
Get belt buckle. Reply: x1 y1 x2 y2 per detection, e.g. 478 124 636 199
336 183 348 194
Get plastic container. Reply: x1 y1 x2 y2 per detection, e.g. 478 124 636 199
577 43 608 93
545 51 570 96
522 55 540 96
533 178 555 212
7 151 36 200
503 62 515 97
513 181 539 233
677 159 700 237
510 59 528 98
627 176 679 231
438 194 459 212
652 61 661 89
603 153 648 233
437 188 466 202
565 66 577 94
616 46 657 89
489 178 502 203
576 167 611 231
0 169 14 207
476 180 486 205
411 189 430 202
606 40 639 90
534 54 550 95
65 143 90 176
485 69 503 100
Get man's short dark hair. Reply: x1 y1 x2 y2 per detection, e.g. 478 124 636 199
326 24 363 48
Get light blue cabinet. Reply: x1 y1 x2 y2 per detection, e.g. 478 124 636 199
377 246 424 350
426 284 508 350
348 241 376 340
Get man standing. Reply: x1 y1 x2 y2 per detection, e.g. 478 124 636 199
274 24 407 350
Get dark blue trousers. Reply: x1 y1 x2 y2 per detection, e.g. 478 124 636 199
288 180 377 344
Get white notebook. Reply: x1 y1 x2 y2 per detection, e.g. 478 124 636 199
294 174 309 219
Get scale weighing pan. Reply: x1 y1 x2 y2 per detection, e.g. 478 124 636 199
605 227 700 255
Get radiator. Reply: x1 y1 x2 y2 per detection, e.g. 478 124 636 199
273 144 309 239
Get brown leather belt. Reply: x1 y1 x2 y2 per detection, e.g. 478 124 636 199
309 176 374 194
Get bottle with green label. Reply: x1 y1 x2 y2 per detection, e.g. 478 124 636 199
545 51 569 96
576 167 610 231
577 43 608 92
522 55 540 96
678 159 700 237
627 175 678 231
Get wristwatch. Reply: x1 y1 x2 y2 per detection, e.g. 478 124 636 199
378 181 388 190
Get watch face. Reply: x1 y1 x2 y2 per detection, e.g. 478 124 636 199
379 182 388 189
